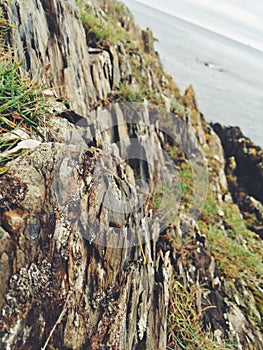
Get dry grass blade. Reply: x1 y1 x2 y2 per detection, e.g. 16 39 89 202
167 277 232 349
0 23 50 165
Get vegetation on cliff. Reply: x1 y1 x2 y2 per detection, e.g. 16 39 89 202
0 1 262 349
0 11 49 166
75 2 263 348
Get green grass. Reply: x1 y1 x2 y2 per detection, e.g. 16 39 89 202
76 0 183 107
0 10 10 45
76 0 127 45
117 83 143 102
0 12 47 167
207 224 261 277
108 0 125 15
168 145 179 159
170 99 185 115
0 58 48 164
198 197 263 279
179 162 194 206
81 11 116 44
201 191 219 221
0 57 46 129
168 277 232 350
0 17 49 166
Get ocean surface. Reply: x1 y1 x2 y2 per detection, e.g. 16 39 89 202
122 0 263 147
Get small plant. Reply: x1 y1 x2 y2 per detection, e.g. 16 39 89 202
170 99 185 115
202 192 218 219
167 277 231 349
179 162 194 205
117 83 143 102
144 52 164 76
208 224 262 278
0 52 49 165
76 1 127 46
198 212 263 279
168 145 179 159
81 11 114 44
108 0 124 15
0 56 47 131
0 10 51 167
0 9 10 45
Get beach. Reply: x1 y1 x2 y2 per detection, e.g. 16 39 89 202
122 0 263 147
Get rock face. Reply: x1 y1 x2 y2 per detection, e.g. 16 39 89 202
0 140 171 350
212 124 263 202
0 0 263 349
2 0 125 115
212 123 263 238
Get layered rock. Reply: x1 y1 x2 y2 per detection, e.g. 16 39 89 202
212 123 263 238
0 141 170 350
0 0 262 349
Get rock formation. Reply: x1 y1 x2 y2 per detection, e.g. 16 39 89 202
212 123 263 239
0 0 262 349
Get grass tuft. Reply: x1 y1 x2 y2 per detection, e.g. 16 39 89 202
76 0 127 46
0 13 49 166
168 277 231 349
198 195 263 279
0 56 46 131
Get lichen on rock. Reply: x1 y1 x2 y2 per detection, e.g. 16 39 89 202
0 0 262 349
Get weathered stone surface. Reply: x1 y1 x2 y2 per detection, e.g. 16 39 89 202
142 28 155 54
212 123 263 203
0 132 173 349
212 123 263 238
1 0 125 115
0 0 262 349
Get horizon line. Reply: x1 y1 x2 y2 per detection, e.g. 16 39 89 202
131 0 263 54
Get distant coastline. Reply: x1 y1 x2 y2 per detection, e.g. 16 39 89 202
131 0 263 53
122 0 263 147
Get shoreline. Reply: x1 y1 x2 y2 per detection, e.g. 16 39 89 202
122 0 263 147
131 0 263 53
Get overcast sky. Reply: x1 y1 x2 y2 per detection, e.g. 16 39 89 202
132 0 263 51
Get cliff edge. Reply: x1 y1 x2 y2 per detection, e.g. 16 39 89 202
0 1 262 349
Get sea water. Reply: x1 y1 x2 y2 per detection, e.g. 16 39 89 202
122 0 263 147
